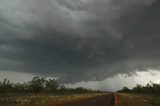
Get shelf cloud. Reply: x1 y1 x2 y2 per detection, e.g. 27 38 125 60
0 0 160 83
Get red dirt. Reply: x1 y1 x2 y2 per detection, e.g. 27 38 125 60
115 94 123 106
47 93 115 106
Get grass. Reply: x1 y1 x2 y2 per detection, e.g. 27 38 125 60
118 93 160 106
0 93 107 106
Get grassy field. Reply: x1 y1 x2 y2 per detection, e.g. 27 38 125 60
0 93 107 106
117 93 160 106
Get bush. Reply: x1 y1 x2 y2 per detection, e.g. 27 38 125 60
0 76 99 96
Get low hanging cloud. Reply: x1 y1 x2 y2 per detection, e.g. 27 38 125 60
0 0 160 83
66 70 160 91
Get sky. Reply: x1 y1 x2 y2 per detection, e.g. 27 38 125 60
0 0 160 91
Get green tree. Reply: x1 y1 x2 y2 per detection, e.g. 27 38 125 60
118 87 131 93
45 79 59 92
59 85 67 93
75 87 85 93
13 83 29 93
28 76 46 93
0 79 13 96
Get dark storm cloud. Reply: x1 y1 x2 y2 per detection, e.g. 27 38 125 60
0 0 160 83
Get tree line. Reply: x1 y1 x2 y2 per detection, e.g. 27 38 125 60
0 76 101 96
118 82 160 95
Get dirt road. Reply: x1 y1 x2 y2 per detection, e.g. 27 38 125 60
48 93 115 106
115 94 123 106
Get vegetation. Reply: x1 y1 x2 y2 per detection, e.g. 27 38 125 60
0 76 101 96
117 82 160 106
116 93 152 106
118 82 160 95
0 77 105 106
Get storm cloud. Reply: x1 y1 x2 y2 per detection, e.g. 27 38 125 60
0 0 160 83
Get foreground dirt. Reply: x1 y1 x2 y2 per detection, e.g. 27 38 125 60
48 93 115 106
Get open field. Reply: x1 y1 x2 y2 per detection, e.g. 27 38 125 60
116 93 160 106
1 93 160 106
48 93 115 106
0 93 109 106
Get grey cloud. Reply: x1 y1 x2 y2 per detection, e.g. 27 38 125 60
0 0 159 83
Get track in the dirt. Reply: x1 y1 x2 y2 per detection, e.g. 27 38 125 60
51 93 115 106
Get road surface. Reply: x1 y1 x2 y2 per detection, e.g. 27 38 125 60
115 94 123 106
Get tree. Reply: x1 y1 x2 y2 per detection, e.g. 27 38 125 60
59 85 67 93
132 84 143 93
75 87 86 93
118 87 131 93
0 79 13 96
28 76 46 93
45 79 59 92
0 76 98 95
13 83 29 93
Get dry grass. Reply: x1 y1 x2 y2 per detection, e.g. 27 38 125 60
0 93 106 106
117 93 160 106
